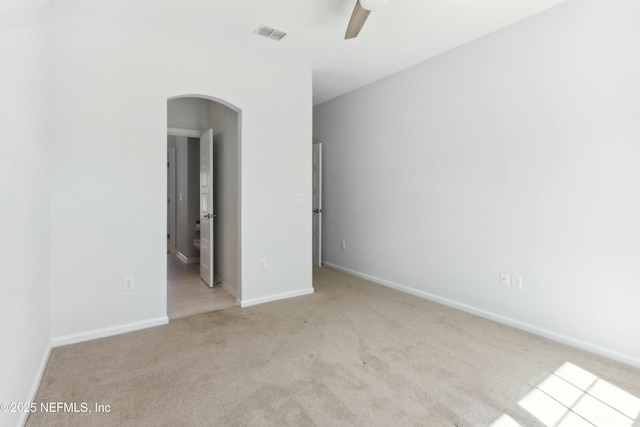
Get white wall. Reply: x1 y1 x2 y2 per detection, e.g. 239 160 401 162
168 97 211 131
314 0 640 366
210 102 240 296
0 1 51 425
49 3 312 343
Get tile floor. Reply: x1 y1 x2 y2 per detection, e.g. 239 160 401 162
167 254 236 319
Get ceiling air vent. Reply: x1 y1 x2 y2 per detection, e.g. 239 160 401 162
254 25 287 41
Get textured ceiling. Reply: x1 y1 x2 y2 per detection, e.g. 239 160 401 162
56 0 569 104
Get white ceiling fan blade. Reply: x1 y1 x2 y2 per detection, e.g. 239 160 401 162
345 0 370 40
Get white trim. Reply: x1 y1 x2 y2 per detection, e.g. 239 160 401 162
176 251 200 264
322 262 640 369
312 143 322 267
19 341 52 426
51 317 169 347
215 275 238 299
240 287 314 308
167 127 201 138
236 110 243 303
167 148 176 255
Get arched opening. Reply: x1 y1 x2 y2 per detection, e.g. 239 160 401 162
166 95 242 319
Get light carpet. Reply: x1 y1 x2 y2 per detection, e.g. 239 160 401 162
27 267 640 426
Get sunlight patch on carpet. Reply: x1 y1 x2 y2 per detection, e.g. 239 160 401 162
491 362 640 427
490 413 522 426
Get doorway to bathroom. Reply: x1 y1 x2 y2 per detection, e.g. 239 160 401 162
166 96 241 320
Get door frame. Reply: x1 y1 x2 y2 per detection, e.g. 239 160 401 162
167 128 201 262
167 147 176 254
312 142 323 267
168 127 201 138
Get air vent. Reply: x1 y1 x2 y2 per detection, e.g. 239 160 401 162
254 25 287 41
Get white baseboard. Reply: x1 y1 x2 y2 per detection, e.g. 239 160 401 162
51 317 169 347
215 275 238 300
176 251 200 264
240 287 314 308
19 341 52 426
323 262 640 369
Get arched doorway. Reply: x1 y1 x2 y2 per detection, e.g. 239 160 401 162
166 95 242 319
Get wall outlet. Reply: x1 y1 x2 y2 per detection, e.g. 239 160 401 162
500 273 511 287
123 275 135 291
259 259 267 271
512 275 523 290
340 240 346 250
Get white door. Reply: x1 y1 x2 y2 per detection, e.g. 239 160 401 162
312 143 322 266
200 129 214 286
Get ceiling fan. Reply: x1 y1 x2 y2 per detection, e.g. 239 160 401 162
345 0 390 39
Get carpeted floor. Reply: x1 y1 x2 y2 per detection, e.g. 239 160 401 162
28 267 640 426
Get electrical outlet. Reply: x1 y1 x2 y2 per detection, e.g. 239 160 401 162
340 240 346 250
259 259 267 271
500 273 511 287
123 275 135 291
512 275 523 290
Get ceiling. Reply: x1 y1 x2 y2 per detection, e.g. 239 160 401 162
56 0 569 105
